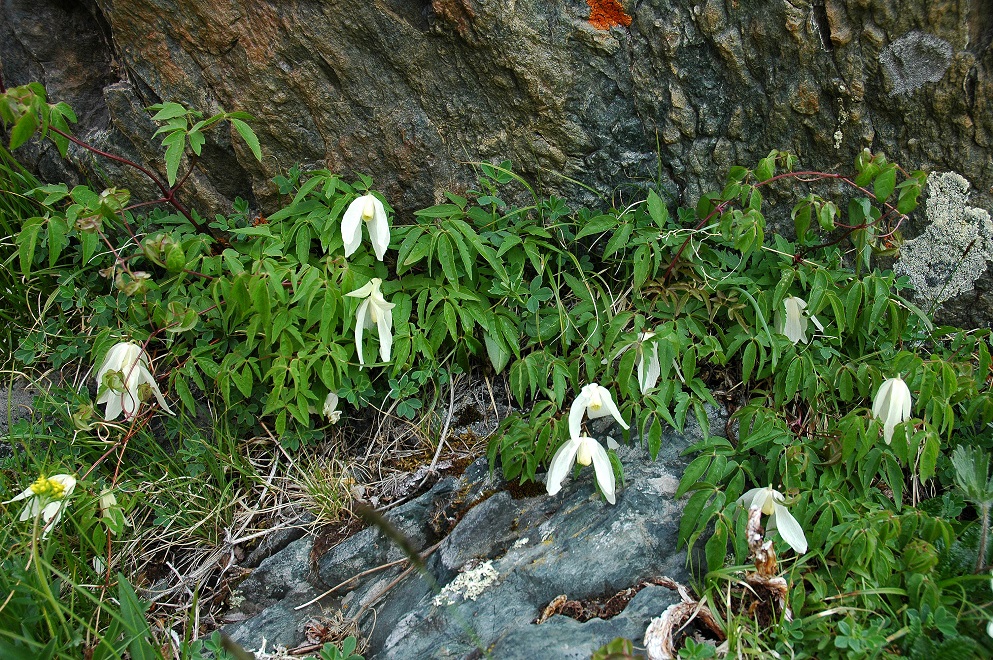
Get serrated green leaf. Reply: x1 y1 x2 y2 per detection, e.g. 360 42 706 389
741 340 756 384
575 214 617 240
230 117 262 161
705 518 729 571
15 216 44 276
149 102 189 121
162 131 185 186
437 234 458 284
919 431 940 481
9 110 38 150
874 165 897 203
677 454 713 498
646 190 669 226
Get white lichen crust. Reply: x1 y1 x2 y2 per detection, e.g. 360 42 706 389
894 172 993 308
431 560 500 607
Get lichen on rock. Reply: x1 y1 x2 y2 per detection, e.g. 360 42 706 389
894 171 993 309
431 560 500 606
878 31 953 96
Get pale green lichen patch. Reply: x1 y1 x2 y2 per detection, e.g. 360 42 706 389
431 560 500 606
894 172 993 308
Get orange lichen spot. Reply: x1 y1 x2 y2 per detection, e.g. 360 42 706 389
587 0 632 30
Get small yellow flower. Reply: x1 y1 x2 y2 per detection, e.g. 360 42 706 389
4 474 76 537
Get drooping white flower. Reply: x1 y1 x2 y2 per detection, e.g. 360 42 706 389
568 383 629 441
4 474 76 537
636 332 661 394
776 296 823 344
872 375 912 444
737 485 807 554
546 435 616 504
94 341 173 420
341 194 390 261
323 392 341 424
346 278 396 366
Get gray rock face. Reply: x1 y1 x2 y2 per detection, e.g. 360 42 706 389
3 1 991 212
3 2 992 318
223 412 719 657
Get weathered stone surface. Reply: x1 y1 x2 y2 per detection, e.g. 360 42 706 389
3 1 992 318
2 1 991 209
222 408 721 657
895 171 993 322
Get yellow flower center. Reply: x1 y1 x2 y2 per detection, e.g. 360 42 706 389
760 486 776 515
362 198 376 222
29 476 65 499
577 439 593 466
588 389 602 411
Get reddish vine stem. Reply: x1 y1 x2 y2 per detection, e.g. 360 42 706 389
46 125 219 239
662 169 908 283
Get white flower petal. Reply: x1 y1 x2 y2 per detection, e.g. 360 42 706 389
872 377 912 444
594 387 629 430
546 437 582 496
323 392 339 420
41 500 64 525
753 486 776 515
588 438 616 505
366 197 391 261
134 361 173 416
5 486 35 504
354 299 370 365
772 502 808 554
104 393 125 421
346 279 377 299
18 499 39 521
638 342 661 394
568 390 591 440
737 486 765 509
376 302 394 362
93 342 172 419
341 197 365 258
781 297 808 344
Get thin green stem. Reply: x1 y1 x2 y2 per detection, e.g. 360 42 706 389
978 502 990 572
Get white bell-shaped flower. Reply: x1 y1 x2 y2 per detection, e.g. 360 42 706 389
872 376 912 444
94 341 173 420
546 435 616 504
323 392 341 424
737 485 808 554
346 278 396 366
568 383 629 441
341 194 390 261
776 296 823 344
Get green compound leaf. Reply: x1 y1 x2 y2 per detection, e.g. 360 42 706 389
230 117 262 161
